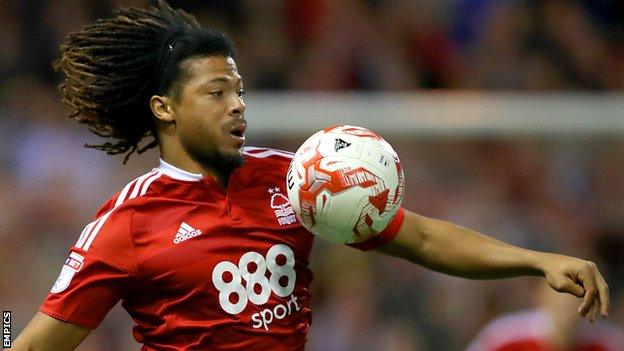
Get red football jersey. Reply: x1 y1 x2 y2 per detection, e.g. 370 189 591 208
465 310 624 351
40 147 404 350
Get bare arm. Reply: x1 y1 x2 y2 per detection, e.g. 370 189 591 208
12 312 91 351
377 209 610 322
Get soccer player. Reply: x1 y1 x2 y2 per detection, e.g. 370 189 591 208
465 284 624 351
13 1 609 350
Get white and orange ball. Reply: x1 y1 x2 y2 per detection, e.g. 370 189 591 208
286 125 405 244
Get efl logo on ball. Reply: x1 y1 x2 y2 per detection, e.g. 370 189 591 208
286 125 404 244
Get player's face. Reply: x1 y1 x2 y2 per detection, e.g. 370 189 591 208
173 55 247 170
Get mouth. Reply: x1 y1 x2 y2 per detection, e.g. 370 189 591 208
228 123 247 144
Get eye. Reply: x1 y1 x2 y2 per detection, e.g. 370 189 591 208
237 89 246 98
210 91 224 97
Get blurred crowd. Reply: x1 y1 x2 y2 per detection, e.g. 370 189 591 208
1 0 623 350
1 0 623 92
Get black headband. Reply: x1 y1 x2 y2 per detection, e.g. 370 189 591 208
155 27 186 93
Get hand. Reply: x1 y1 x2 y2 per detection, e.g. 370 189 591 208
539 253 609 322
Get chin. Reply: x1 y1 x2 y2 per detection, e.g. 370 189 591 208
186 142 245 175
205 148 245 171
217 153 246 174
221 146 245 160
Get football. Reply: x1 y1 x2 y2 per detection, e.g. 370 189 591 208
286 125 405 244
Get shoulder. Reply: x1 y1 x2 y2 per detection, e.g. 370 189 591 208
242 146 295 177
466 309 550 351
94 169 164 217
78 169 164 252
244 146 294 164
240 146 295 189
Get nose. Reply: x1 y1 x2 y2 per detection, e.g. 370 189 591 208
229 95 246 117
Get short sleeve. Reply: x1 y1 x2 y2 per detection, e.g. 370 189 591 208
348 208 405 251
40 205 139 329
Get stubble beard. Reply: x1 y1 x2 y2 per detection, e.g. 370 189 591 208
192 147 245 180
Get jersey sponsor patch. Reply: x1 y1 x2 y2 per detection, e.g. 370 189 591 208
51 252 85 293
211 244 301 330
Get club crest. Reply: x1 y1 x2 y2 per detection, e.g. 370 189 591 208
268 187 297 225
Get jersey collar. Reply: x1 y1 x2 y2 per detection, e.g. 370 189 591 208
157 158 203 181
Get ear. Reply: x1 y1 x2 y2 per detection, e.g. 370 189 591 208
150 95 175 122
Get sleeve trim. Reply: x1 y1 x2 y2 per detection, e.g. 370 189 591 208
348 208 405 251
38 306 98 329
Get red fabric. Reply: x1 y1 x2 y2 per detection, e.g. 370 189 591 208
495 340 543 351
348 207 406 251
467 310 623 351
284 0 325 44
494 340 615 351
40 148 315 350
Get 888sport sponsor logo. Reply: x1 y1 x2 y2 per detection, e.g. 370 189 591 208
212 244 301 330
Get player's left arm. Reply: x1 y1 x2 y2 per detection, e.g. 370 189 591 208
376 209 609 322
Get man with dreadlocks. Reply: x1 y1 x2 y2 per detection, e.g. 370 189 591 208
14 1 609 350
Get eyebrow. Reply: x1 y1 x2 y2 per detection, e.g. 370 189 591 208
207 76 242 84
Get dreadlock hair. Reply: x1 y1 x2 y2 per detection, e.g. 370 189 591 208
56 0 236 163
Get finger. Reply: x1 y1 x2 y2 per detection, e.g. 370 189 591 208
590 298 599 323
594 270 610 317
552 278 585 297
578 287 597 317
578 274 598 317
589 282 602 322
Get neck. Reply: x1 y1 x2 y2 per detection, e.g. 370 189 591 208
159 144 229 188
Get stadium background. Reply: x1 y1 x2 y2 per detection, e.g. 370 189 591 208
0 0 623 349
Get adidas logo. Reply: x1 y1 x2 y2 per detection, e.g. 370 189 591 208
173 222 203 244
